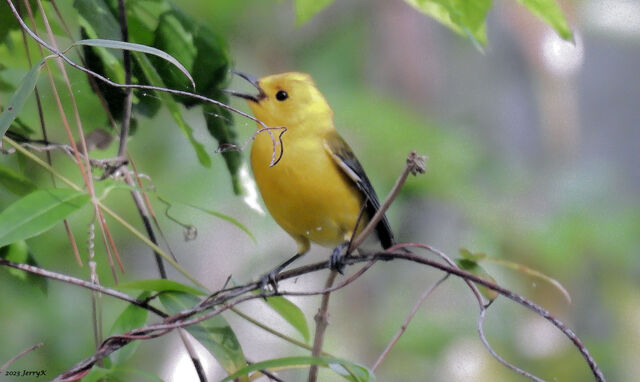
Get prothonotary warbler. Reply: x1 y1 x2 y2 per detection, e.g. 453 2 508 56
226 71 395 289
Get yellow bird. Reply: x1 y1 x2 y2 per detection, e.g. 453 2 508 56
226 71 394 288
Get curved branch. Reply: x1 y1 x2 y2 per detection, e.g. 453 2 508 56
477 307 544 381
49 250 605 382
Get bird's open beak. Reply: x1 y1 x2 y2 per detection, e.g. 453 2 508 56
223 70 266 103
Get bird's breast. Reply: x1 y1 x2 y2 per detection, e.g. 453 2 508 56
250 130 364 246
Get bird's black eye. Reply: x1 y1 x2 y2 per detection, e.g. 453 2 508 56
275 90 289 101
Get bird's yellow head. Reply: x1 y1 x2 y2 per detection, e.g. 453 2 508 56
226 71 332 129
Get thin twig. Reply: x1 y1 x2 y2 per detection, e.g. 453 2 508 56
371 274 450 371
33 1 112 361
177 329 208 382
308 270 338 382
20 0 85 268
129 157 179 261
34 0 95 202
49 0 121 133
87 221 104 358
246 360 286 382
16 139 129 172
306 151 424 380
0 342 44 373
230 307 320 354
0 258 166 317
350 151 426 251
477 307 544 381
388 242 545 379
34 0 125 279
3 135 205 288
116 0 132 159
123 169 168 278
114 1 203 376
95 208 119 283
215 126 288 167
277 260 378 298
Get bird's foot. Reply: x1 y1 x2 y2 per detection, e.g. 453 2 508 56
329 243 349 274
258 253 304 296
259 269 280 296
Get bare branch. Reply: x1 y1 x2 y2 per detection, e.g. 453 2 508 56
308 270 339 382
371 274 449 371
349 151 427 252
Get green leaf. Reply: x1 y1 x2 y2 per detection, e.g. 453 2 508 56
515 0 573 41
159 292 248 381
147 8 231 105
6 117 36 137
73 38 195 89
148 8 240 193
149 10 197 95
0 164 37 196
459 248 487 262
74 0 161 123
0 59 45 138
77 26 127 120
0 1 37 43
484 257 572 304
261 296 310 343
0 241 48 293
83 366 163 382
456 258 499 302
108 292 151 365
117 279 206 296
404 0 491 47
73 0 122 41
203 102 243 194
111 368 164 382
221 356 376 382
133 52 212 167
127 1 170 46
191 26 230 103
1 240 29 280
295 0 336 25
459 248 572 303
0 75 15 93
81 367 110 382
0 189 90 248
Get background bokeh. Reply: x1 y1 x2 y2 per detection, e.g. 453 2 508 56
1 0 639 381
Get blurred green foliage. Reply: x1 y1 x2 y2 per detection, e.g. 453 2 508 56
299 0 572 47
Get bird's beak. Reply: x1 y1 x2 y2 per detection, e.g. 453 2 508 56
223 70 266 103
